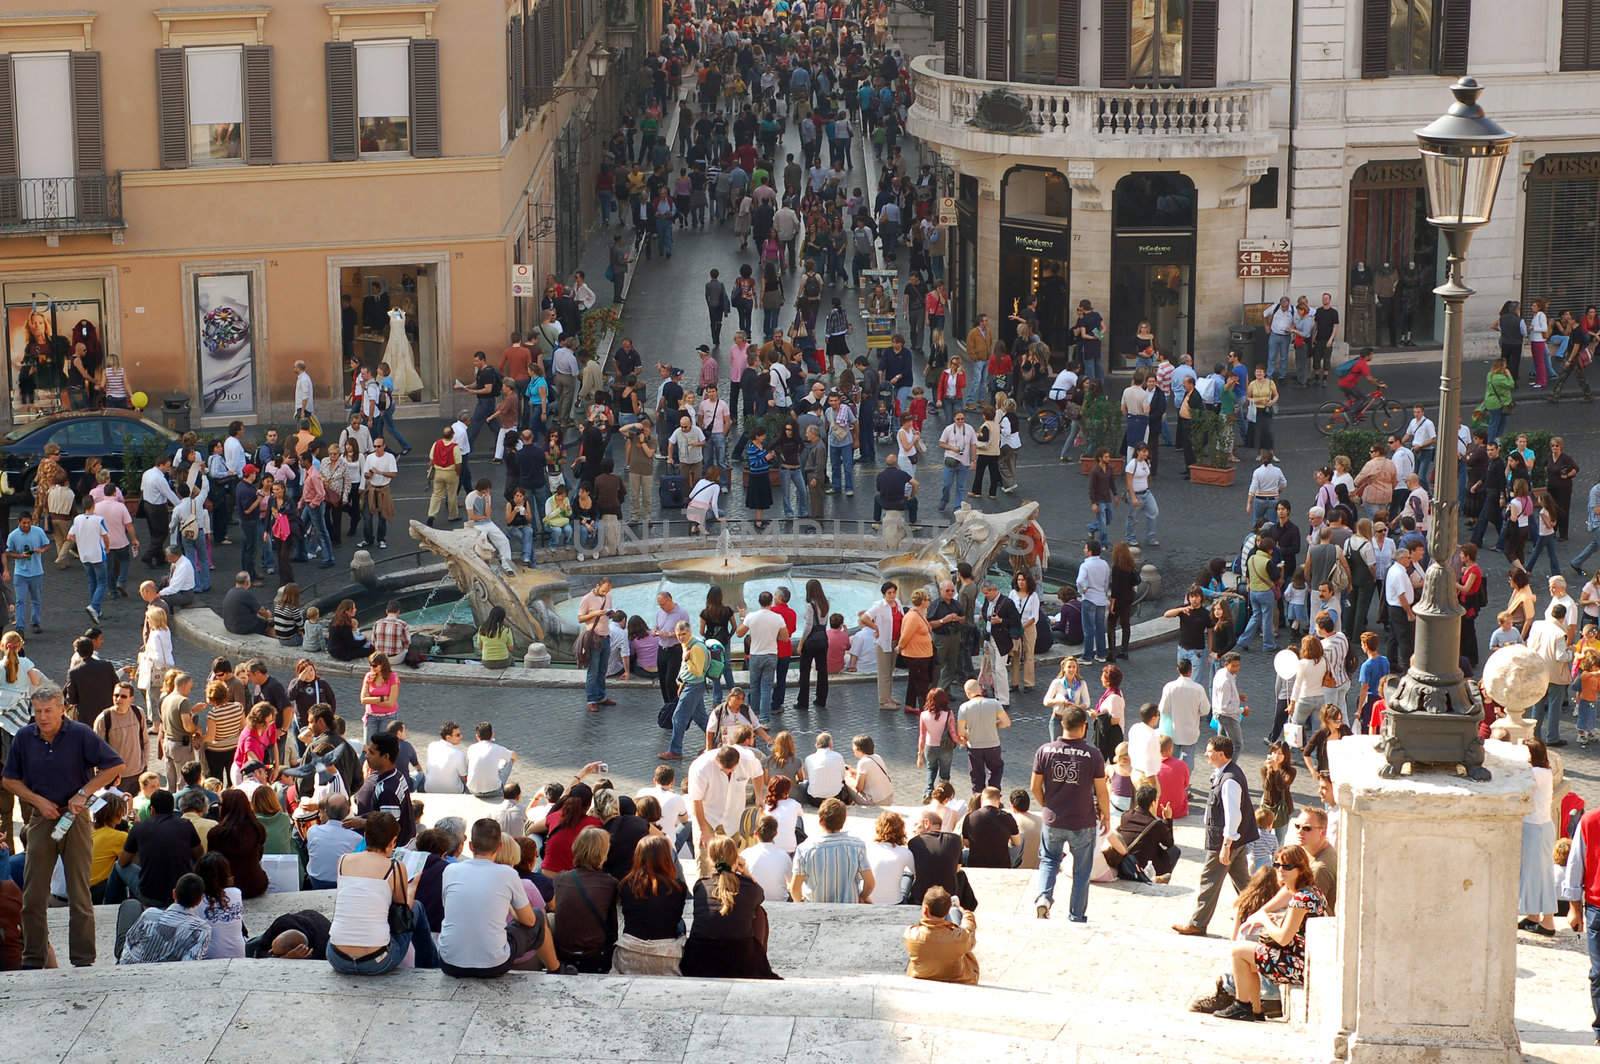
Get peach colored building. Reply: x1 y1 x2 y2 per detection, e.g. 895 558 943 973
0 0 650 429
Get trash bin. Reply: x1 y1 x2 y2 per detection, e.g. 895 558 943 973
1229 325 1266 371
160 394 191 434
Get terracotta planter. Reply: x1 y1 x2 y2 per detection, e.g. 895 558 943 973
1188 464 1236 487
1079 457 1126 476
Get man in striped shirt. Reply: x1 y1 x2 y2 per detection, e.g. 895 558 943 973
1155 356 1177 445
789 798 875 903
116 873 211 964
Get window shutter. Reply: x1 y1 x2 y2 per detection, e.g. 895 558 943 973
554 1 567 79
0 55 18 226
985 0 1009 80
1100 0 1130 88
962 0 978 77
409 38 442 158
325 41 357 161
540 3 559 98
1559 0 1590 70
941 0 960 72
1437 0 1472 75
156 47 189 169
507 18 524 137
242 45 275 165
1186 0 1218 87
1360 0 1389 78
524 7 538 104
69 51 107 218
1055 0 1080 84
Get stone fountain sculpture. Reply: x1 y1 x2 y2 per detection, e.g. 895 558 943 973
409 519 569 654
1482 641 1571 818
879 501 1041 596
657 524 790 608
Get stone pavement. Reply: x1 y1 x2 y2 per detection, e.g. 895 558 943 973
30 810 1597 1061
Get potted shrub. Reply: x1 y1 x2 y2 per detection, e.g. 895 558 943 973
1187 408 1236 487
1077 395 1125 476
120 430 168 503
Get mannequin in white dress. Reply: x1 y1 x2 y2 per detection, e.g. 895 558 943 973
384 307 425 395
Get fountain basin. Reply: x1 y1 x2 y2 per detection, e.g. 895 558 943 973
658 554 793 608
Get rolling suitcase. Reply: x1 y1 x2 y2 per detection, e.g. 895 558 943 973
659 472 687 509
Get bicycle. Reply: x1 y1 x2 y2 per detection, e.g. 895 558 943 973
1316 385 1403 436
1028 406 1069 443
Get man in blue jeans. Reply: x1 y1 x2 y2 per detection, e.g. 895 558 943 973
736 591 786 726
5 512 50 632
662 621 710 760
1558 806 1600 1045
576 576 615 714
1029 706 1110 923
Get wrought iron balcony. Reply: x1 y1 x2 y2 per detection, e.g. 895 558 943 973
0 173 125 236
908 55 1277 161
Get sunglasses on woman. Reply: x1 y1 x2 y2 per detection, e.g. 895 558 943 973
1272 861 1296 870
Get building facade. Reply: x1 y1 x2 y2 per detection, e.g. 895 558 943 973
907 0 1600 366
0 0 650 429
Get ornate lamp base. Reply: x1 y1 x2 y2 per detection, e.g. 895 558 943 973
1379 672 1490 782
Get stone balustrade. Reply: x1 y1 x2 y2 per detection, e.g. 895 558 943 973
908 54 1277 160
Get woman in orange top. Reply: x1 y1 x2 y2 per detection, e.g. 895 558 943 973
897 588 935 715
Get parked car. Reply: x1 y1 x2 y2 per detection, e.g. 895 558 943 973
0 410 179 510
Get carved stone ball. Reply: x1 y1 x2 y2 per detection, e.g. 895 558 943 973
1481 643 1550 715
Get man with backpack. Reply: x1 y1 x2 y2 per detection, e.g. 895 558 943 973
850 219 875 289
661 620 726 761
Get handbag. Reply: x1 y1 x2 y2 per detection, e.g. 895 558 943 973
574 628 594 668
386 860 415 935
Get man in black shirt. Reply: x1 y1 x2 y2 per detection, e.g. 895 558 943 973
219 573 269 635
611 338 642 383
873 452 918 524
246 660 292 758
64 636 119 733
248 909 333 959
455 351 501 446
118 789 203 908
349 731 416 846
906 809 962 908
928 581 967 695
1311 293 1341 386
962 787 1020 868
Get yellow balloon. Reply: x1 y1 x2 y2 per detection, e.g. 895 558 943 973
131 391 149 410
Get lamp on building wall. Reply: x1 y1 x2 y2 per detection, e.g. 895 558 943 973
1380 76 1514 782
548 45 614 99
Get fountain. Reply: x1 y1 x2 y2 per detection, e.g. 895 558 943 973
878 501 1042 598
409 519 568 648
657 524 790 607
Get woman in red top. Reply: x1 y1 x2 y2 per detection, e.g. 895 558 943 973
935 356 966 425
540 783 602 875
1456 542 1486 669
232 703 279 782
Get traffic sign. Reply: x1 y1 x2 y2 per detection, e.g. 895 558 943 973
937 196 956 226
511 262 534 298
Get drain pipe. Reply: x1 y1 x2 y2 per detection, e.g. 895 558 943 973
1286 0 1300 221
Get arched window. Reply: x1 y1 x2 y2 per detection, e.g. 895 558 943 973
1002 167 1070 225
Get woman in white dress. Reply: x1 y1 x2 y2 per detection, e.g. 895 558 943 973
895 414 923 469
384 307 425 396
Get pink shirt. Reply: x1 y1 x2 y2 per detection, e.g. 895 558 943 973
730 341 750 378
826 629 848 673
94 497 134 550
700 355 718 388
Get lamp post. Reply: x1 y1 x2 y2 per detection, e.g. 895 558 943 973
1380 77 1515 781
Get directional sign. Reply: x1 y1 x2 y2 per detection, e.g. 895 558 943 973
511 262 535 298
937 196 957 226
1237 244 1291 279
1238 238 1291 253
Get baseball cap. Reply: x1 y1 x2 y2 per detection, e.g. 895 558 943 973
242 464 259 478
695 344 710 353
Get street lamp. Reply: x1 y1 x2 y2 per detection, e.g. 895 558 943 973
546 46 614 99
1381 77 1514 782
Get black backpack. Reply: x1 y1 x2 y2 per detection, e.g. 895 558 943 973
1345 538 1374 588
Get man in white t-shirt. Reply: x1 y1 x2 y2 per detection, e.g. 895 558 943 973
359 437 399 548
465 722 517 799
1402 405 1437 485
846 625 878 673
1383 544 1416 666
437 819 561 977
1123 443 1158 547
937 410 978 511
801 732 848 806
741 816 793 900
1125 702 1162 782
686 743 764 875
423 721 468 794
737 591 788 724
68 497 111 623
637 764 690 853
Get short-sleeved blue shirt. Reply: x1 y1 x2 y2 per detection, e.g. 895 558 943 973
2 719 123 807
6 526 49 578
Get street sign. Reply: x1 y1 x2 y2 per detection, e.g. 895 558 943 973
511 263 534 298
1237 239 1291 278
937 196 956 226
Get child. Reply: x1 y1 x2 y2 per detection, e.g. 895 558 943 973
908 385 928 431
1555 837 1573 918
302 606 328 654
1576 650 1600 747
1488 610 1524 652
1283 572 1310 641
875 398 893 439
132 772 161 821
1247 807 1278 873
846 619 877 673
1354 631 1390 735
526 782 564 830
825 612 850 674
1368 674 1400 734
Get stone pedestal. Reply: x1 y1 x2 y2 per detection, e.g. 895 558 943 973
1313 736 1531 1064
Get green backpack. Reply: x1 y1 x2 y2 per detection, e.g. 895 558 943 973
702 638 728 680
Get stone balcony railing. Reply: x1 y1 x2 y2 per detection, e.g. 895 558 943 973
908 54 1278 160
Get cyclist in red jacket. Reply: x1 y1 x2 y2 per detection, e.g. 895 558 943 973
1337 348 1386 405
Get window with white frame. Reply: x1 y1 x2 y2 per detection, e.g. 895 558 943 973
185 46 244 164
356 40 410 154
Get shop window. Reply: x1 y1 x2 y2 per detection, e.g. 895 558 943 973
186 47 244 164
356 40 411 154
340 264 438 403
1111 173 1196 369
4 279 108 421
1113 172 1196 230
1131 0 1185 85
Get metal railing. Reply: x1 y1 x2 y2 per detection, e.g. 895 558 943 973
0 173 125 234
